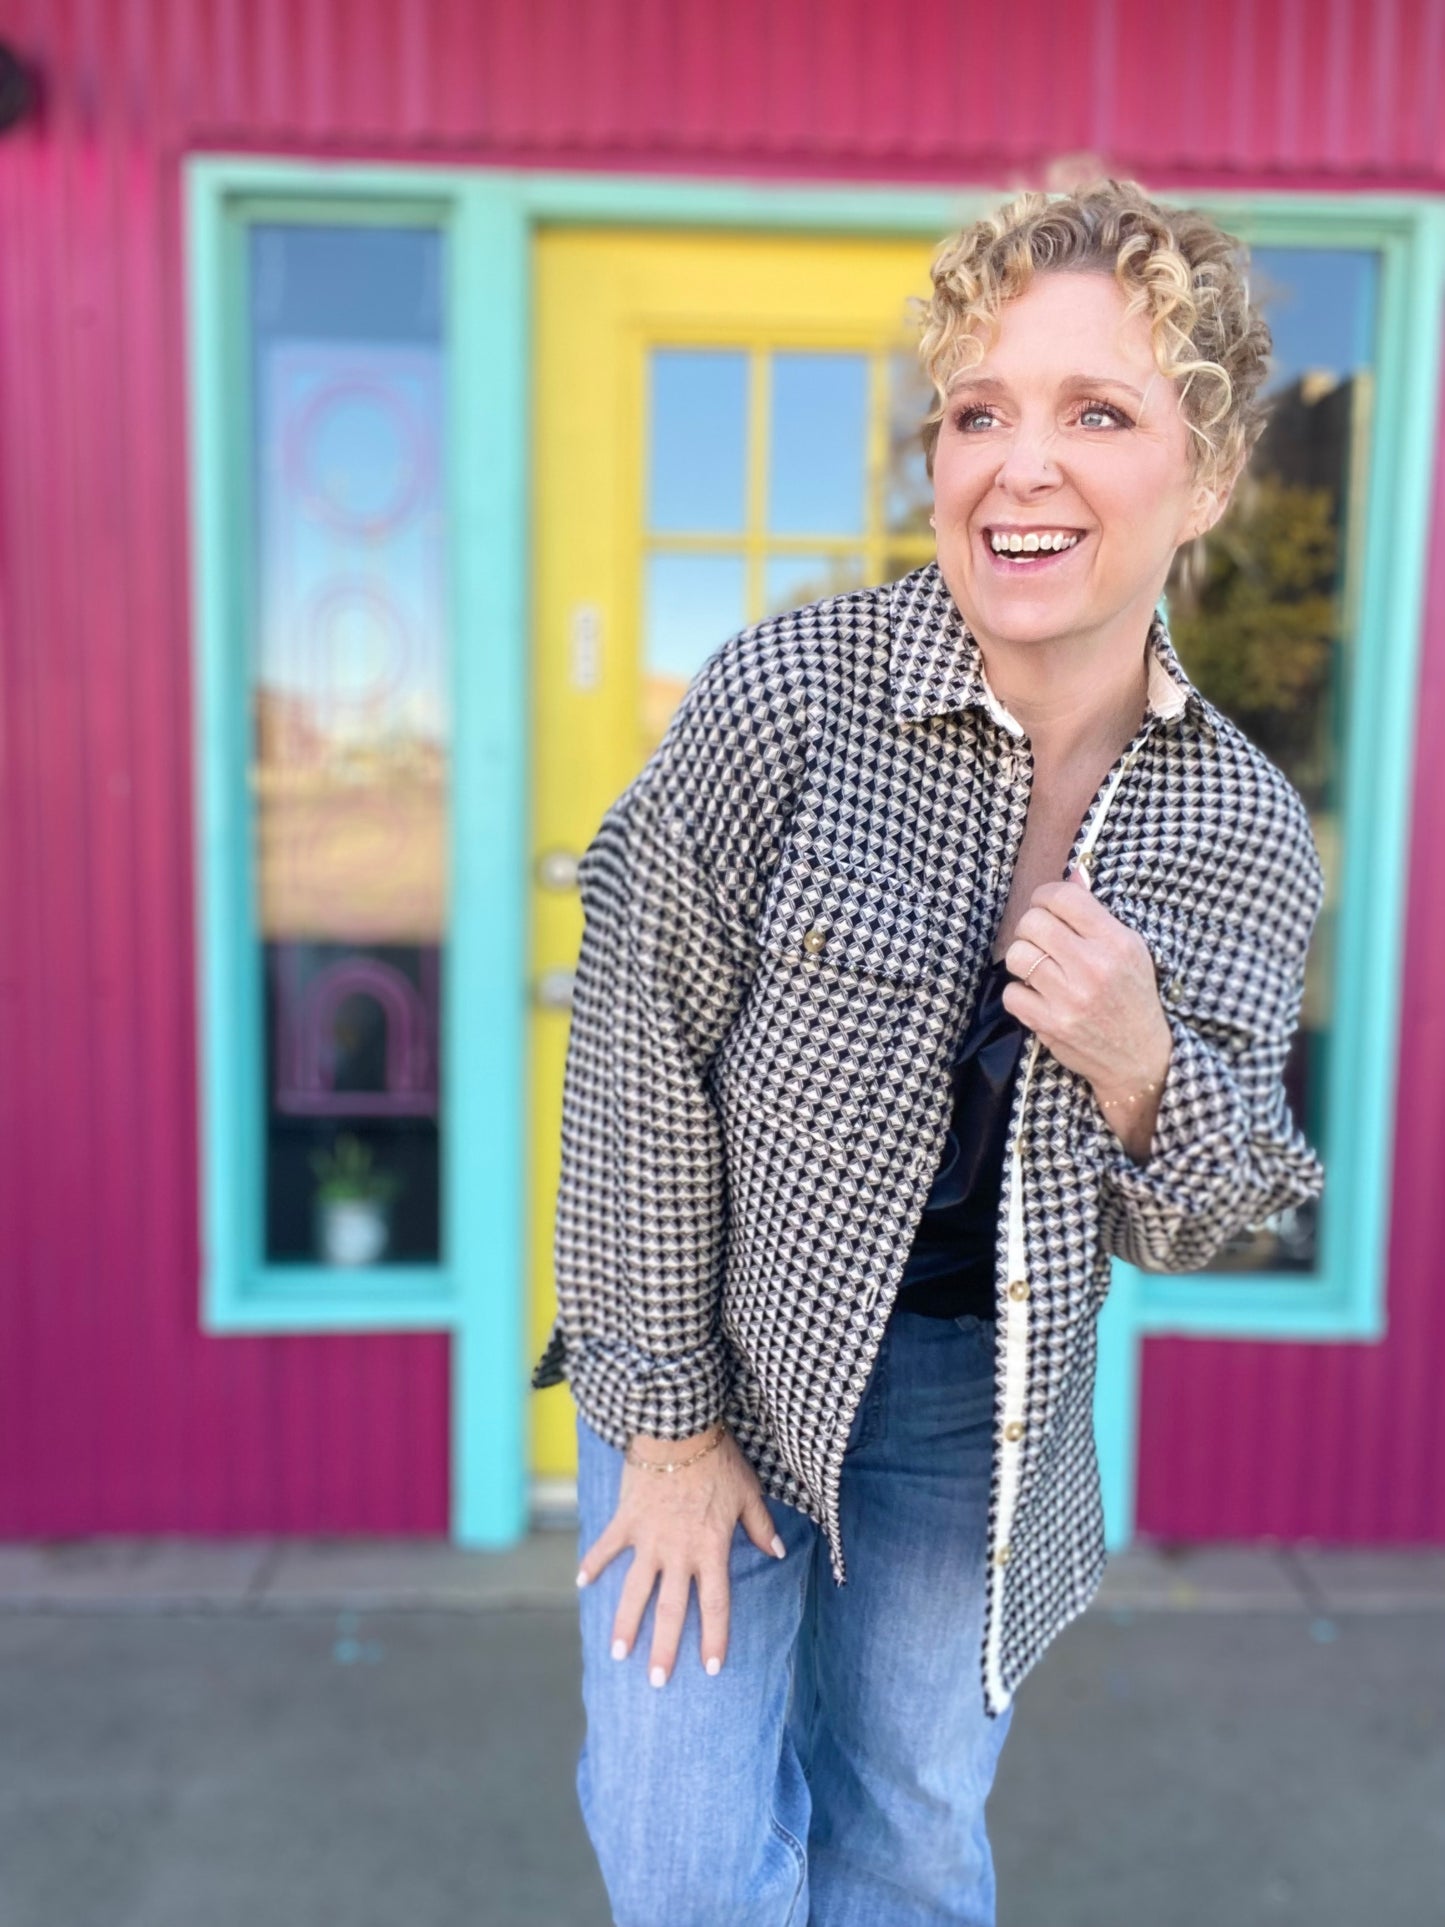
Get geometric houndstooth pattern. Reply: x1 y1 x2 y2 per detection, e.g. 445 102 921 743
532 561 1326 1714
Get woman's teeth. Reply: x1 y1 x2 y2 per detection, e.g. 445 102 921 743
988 530 1081 554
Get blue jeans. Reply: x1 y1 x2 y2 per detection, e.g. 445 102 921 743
574 1308 1013 1926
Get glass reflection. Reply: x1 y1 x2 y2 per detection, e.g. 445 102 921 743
1167 247 1378 1276
648 350 748 533
768 353 868 534
250 223 448 1266
885 346 937 543
642 553 746 753
764 554 866 617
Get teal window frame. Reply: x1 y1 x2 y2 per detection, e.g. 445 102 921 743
1128 204 1444 1345
186 157 1444 1550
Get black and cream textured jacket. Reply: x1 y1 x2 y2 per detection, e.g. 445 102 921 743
532 561 1326 1714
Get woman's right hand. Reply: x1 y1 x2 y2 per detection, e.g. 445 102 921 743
576 1426 787 1687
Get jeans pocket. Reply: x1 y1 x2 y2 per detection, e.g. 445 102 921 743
843 1330 890 1455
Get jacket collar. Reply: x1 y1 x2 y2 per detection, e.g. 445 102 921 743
887 561 1217 744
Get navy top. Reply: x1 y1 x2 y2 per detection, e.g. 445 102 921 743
891 954 1028 1321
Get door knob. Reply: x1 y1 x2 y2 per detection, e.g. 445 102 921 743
536 848 581 891
535 968 576 1010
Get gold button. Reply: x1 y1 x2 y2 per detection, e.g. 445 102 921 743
1007 1279 1030 1302
802 926 828 956
993 1546 1012 1568
1004 1421 1025 1443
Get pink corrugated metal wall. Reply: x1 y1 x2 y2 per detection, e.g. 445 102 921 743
0 0 1441 1536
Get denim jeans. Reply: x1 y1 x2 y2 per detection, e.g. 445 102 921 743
574 1308 1013 1927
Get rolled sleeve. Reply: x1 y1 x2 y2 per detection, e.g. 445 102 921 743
1094 871 1326 1274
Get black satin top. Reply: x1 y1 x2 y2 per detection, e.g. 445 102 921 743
891 954 1028 1321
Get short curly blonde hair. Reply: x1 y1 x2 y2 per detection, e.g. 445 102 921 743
916 179 1273 532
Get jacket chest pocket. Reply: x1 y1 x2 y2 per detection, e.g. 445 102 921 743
725 860 938 1149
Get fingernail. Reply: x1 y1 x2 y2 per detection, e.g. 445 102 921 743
649 1665 667 1689
771 1535 786 1559
611 1638 627 1661
706 1656 722 1676
575 1568 589 1588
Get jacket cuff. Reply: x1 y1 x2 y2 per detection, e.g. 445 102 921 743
531 1326 735 1449
1092 1011 1249 1213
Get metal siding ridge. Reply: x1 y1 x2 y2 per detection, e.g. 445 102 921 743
7 0 1445 181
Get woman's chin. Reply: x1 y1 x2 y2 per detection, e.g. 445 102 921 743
967 599 1092 650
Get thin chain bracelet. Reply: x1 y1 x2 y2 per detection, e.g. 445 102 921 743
624 1425 727 1474
1098 1077 1165 1111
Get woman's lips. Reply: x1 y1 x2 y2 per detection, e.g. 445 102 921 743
979 530 1089 575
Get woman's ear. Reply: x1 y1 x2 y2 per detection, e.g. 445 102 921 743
1189 463 1242 541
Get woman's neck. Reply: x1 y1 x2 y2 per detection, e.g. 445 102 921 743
977 629 1151 768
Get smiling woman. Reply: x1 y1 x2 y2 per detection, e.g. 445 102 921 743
541 178 1325 1926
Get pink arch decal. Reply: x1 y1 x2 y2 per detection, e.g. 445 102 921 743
278 955 437 1118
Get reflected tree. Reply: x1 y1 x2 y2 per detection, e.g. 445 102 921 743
1169 472 1338 810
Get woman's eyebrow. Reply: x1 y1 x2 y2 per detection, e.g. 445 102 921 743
946 372 1147 400
1066 374 1147 400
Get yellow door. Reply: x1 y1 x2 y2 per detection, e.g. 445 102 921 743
528 228 939 1483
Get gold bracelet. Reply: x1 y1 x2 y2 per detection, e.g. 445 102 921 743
1098 1077 1165 1111
624 1425 727 1474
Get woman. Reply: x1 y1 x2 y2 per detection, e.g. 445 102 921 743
532 180 1326 1926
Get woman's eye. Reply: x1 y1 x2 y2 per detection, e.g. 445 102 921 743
1078 399 1131 428
953 408 998 431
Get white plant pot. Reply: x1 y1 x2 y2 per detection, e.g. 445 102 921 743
317 1197 390 1267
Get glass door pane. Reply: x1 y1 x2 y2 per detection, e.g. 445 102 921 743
640 346 878 754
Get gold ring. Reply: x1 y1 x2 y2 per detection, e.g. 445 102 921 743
1023 950 1051 987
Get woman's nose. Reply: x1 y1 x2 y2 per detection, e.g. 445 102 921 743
993 422 1061 493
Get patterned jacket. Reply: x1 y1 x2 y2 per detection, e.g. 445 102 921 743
532 560 1326 1714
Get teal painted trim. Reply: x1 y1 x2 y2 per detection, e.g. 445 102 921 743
186 164 241 1335
187 156 1445 1551
189 168 274 1329
184 156 1445 232
445 183 532 1547
1094 1269 1143 1551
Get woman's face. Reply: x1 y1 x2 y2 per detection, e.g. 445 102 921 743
930 269 1226 660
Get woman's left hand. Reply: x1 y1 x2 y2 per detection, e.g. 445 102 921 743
1001 866 1175 1155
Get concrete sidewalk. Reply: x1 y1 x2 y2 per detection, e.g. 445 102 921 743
1 1536 1441 1926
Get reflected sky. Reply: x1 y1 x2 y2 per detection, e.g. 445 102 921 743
644 553 746 682
251 225 449 750
256 345 448 748
764 553 865 617
769 353 868 533
1254 248 1378 392
648 350 747 532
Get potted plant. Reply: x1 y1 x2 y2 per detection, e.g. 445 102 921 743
310 1134 403 1267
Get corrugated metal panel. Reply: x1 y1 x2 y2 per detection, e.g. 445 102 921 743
0 0 454 1535
0 0 1442 1535
4 0 1444 184
1135 365 1445 1546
